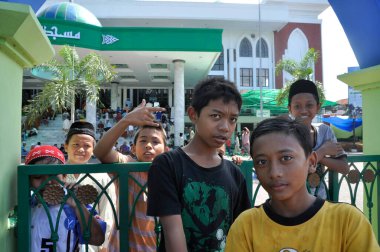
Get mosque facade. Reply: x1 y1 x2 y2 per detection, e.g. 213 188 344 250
22 0 329 144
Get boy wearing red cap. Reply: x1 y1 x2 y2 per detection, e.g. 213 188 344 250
26 145 106 252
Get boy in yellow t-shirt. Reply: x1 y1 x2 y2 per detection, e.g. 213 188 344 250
225 117 379 252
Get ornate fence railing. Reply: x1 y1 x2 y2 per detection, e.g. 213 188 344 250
17 155 380 251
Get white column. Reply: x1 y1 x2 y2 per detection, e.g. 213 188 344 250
117 86 122 109
111 82 118 110
124 88 128 109
130 88 134 107
229 48 234 82
86 87 97 133
236 123 241 133
173 59 185 147
168 87 173 108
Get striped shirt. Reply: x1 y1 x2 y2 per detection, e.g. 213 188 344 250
107 154 156 252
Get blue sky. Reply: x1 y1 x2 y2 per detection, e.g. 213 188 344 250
320 7 358 102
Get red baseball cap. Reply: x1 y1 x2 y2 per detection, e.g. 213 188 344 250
25 145 66 165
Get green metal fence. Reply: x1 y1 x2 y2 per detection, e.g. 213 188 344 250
249 155 380 241
17 155 380 251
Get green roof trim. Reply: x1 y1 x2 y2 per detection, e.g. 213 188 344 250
152 75 169 80
38 18 222 52
112 64 129 69
150 64 168 69
120 75 136 79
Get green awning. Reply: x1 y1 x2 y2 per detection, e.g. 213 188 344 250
241 89 337 116
241 89 288 115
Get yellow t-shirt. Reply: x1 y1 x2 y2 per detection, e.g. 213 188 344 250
225 198 380 252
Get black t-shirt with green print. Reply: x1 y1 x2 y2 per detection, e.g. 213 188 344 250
148 148 251 251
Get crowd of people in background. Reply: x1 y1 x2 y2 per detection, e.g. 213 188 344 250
22 101 253 158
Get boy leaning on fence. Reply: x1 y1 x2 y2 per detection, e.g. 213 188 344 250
26 145 106 252
147 77 251 252
94 99 167 252
65 121 116 252
287 79 349 198
225 117 379 252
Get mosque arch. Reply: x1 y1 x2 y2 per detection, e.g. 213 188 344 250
239 37 253 57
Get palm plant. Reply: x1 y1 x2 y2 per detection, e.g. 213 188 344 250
24 45 116 126
275 48 325 106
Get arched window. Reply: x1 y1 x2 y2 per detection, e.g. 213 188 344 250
239 38 252 57
256 38 268 58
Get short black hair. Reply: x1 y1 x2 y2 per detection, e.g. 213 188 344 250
191 77 242 115
133 124 167 146
288 79 320 105
250 117 312 158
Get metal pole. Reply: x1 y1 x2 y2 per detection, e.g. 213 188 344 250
258 1 263 119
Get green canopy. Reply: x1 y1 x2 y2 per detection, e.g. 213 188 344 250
321 99 338 107
241 89 288 115
241 89 337 116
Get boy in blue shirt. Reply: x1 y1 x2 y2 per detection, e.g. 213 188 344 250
26 145 106 252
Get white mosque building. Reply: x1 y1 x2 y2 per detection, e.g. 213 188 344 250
22 0 329 146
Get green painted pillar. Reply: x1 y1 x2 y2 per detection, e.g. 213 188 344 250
338 64 380 238
0 2 54 251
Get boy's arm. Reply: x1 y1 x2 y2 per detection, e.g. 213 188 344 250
314 126 349 174
73 203 106 246
315 141 349 174
94 117 133 163
160 215 188 252
65 183 106 245
318 155 349 174
148 154 188 251
94 99 165 163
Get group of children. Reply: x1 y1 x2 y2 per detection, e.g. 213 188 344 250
26 77 379 251
27 123 110 252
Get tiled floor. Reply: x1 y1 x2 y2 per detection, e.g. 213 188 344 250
22 116 133 154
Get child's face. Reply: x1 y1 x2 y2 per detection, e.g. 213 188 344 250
133 128 167 162
65 134 94 164
252 132 316 203
30 174 65 189
30 160 65 189
288 93 320 126
190 98 239 149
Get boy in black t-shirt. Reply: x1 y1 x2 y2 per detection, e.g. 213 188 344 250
147 77 251 252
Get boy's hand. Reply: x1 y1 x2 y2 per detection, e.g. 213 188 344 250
231 155 243 165
319 141 344 157
123 99 165 127
64 183 81 208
